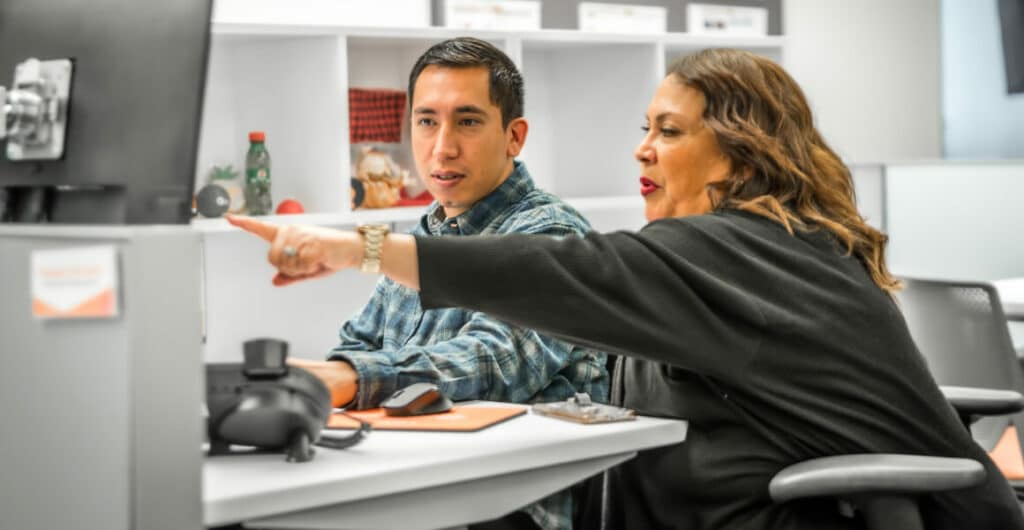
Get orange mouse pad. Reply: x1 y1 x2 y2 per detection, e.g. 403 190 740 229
327 405 527 432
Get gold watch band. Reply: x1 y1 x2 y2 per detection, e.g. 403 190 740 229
357 224 390 274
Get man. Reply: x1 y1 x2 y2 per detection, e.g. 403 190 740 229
290 38 608 530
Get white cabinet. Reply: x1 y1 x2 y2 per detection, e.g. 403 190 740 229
193 23 785 361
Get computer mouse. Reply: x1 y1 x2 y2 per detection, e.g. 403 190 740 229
382 382 453 416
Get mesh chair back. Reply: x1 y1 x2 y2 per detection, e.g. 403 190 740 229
896 278 1023 451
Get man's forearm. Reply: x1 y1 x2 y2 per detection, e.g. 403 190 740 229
288 358 358 408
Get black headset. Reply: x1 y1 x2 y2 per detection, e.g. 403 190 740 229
206 338 371 462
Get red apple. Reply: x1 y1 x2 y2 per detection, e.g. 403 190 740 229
275 198 305 215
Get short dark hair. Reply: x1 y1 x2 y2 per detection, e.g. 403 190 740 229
407 37 524 128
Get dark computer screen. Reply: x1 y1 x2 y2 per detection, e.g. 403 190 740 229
0 0 211 224
1000 0 1024 95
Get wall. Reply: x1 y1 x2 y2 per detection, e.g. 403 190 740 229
942 0 1024 158
202 230 379 362
783 0 942 163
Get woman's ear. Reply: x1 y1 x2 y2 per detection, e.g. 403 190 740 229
738 164 755 182
506 117 529 157
724 165 755 197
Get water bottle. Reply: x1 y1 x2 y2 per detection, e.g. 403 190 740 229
245 131 272 215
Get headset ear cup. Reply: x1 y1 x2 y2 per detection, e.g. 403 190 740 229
207 397 244 455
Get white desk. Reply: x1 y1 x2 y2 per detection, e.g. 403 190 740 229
994 278 1024 321
204 404 687 529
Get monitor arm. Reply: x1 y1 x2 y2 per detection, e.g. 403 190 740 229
0 86 8 140
0 57 73 161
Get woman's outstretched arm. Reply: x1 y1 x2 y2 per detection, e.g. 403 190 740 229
225 214 420 290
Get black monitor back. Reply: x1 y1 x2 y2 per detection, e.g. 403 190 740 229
0 0 211 224
1000 0 1024 94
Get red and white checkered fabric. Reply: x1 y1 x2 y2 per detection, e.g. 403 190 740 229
348 88 406 144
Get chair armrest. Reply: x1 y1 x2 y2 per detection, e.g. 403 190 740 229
768 454 985 502
940 385 1024 418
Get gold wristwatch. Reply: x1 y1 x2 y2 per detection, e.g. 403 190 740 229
357 224 390 274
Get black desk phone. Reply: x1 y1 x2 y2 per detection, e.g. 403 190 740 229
205 338 368 462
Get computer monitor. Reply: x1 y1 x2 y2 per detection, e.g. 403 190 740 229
1000 0 1024 94
0 0 211 224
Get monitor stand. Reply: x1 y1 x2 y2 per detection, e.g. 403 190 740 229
0 186 49 223
0 185 127 224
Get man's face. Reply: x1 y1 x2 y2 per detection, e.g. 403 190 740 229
410 65 526 218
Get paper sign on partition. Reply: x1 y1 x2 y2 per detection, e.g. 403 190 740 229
31 245 120 319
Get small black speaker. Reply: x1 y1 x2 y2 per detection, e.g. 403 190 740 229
196 183 230 218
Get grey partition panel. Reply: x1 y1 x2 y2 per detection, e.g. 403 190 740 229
0 226 203 530
885 162 1024 281
850 163 886 231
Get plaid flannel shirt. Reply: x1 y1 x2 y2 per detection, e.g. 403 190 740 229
329 161 608 530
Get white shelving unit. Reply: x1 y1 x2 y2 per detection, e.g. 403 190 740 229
194 21 785 362
194 23 785 231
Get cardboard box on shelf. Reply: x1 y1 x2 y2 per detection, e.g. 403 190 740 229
212 0 431 28
686 3 768 37
442 0 541 31
578 3 667 34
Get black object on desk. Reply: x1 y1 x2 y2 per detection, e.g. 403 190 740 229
206 338 333 462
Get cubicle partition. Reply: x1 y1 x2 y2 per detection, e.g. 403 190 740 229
0 226 204 530
851 160 1024 347
884 161 1024 282
850 161 1024 281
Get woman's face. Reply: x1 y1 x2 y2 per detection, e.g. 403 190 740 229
635 76 733 222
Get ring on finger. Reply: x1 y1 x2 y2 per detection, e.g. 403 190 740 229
283 245 298 257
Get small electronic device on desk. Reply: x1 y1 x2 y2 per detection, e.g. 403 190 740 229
532 393 636 424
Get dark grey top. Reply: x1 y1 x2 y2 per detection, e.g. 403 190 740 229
417 209 1024 530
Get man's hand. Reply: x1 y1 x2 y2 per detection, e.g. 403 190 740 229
288 358 358 408
226 214 363 286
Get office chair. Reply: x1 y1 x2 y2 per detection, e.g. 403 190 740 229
896 277 1024 481
768 386 1023 530
769 276 1024 529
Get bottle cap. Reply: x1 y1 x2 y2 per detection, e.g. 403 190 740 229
248 131 266 142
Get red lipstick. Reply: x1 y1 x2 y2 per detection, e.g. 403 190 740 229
639 176 660 197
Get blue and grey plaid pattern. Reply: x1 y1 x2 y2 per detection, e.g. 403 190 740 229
329 161 608 530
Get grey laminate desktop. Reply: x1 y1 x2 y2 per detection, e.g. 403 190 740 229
204 403 688 530
0 225 687 530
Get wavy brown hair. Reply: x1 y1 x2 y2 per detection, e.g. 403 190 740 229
669 48 899 294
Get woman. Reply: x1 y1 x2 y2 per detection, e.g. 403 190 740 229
229 49 1023 529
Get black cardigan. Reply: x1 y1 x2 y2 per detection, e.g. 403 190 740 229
417 209 1023 530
